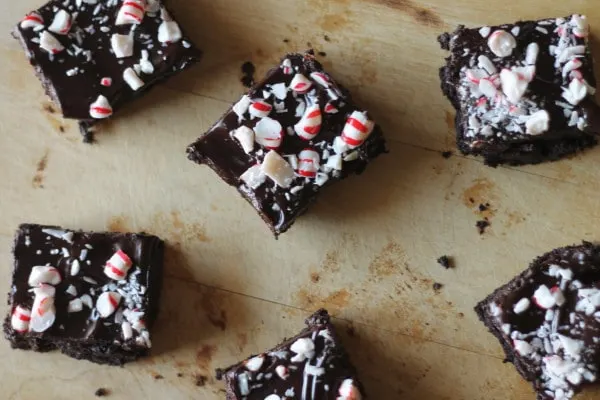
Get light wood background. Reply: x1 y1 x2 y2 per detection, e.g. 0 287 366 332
2 1 600 399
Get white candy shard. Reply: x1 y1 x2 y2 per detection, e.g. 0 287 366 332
70 259 81 276
68 298 83 313
232 126 255 153
513 298 530 314
123 67 144 90
233 95 252 120
96 292 121 318
104 250 133 281
294 104 322 140
89 95 113 119
30 289 56 333
157 9 182 44
20 12 44 30
245 355 264 372
281 59 293 75
326 154 343 170
270 83 288 100
341 111 374 148
488 30 517 57
337 379 362 400
525 43 539 65
116 0 146 25
563 79 588 105
477 55 497 75
500 69 528 104
111 33 134 58
261 150 295 188
513 340 533 356
264 395 281 400
80 294 93 309
65 284 77 296
571 14 589 38
28 266 61 287
290 73 313 94
254 117 283 149
297 149 320 178
122 321 133 340
39 31 64 54
558 334 584 358
526 110 550 135
48 10 72 35
275 365 289 380
533 285 556 309
240 165 266 189
479 26 491 38
290 337 315 363
11 306 31 333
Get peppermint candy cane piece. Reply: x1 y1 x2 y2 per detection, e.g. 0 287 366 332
48 10 72 35
28 265 62 287
261 150 295 188
111 33 134 58
249 100 273 119
89 95 113 119
11 306 31 333
310 72 331 88
337 379 362 400
116 0 146 25
254 117 283 150
123 68 144 91
100 77 112 87
294 104 322 140
324 102 339 114
96 292 122 318
341 111 375 148
290 73 313 94
297 149 320 178
157 9 182 44
30 290 56 332
571 14 589 38
104 250 133 280
488 30 516 58
281 59 293 75
39 31 64 54
20 12 44 30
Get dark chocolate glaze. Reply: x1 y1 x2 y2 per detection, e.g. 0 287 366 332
187 51 387 236
3 224 164 365
216 309 366 400
13 0 201 139
475 242 600 399
439 17 600 166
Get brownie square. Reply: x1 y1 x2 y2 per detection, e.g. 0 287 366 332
439 15 600 166
3 224 164 366
475 242 600 399
14 0 201 141
187 51 387 236
216 309 365 400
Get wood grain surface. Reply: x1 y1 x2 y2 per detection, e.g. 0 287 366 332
2 1 600 399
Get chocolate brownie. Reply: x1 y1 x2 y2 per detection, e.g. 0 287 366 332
13 0 201 141
439 15 600 166
216 309 365 399
475 242 600 399
187 50 387 236
3 224 164 365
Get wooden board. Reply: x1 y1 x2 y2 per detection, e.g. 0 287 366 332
2 1 600 399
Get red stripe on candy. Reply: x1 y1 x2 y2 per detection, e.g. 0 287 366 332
116 250 132 266
123 11 142 22
348 117 368 133
108 294 118 308
342 134 362 147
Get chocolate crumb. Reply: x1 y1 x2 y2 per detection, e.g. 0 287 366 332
478 203 490 212
153 374 164 380
195 374 207 387
437 255 453 269
324 35 331 42
95 388 109 397
433 282 443 292
476 219 491 234
469 197 475 204
240 61 256 88
441 151 453 158
318 51 327 57
177 372 184 378
306 41 312 47
59 125 65 133
283 38 290 43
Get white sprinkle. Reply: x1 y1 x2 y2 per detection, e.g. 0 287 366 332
83 276 97 285
479 26 491 38
65 285 77 296
513 298 531 314
535 26 549 34
80 249 88 261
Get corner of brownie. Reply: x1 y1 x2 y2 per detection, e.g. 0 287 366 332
215 309 366 399
475 242 600 399
3 223 164 366
187 50 387 236
439 15 600 166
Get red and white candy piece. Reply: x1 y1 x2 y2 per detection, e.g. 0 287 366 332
254 117 283 150
290 73 313 94
488 30 517 58
111 33 134 58
28 266 62 287
275 365 289 380
116 0 146 25
310 72 331 88
294 104 322 140
324 102 338 114
96 292 122 318
48 10 72 35
571 14 589 38
563 78 588 105
30 286 56 332
89 95 113 119
39 31 64 54
500 69 528 104
261 150 295 188
297 149 320 178
249 100 273 119
533 284 557 309
525 110 550 135
20 12 44 30
104 250 133 281
337 379 362 400
100 77 112 87
341 111 375 148
123 67 144 91
11 306 31 333
157 9 182 44
281 59 293 75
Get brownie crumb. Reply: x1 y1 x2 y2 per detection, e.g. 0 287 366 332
437 255 454 269
195 374 208 387
476 219 491 234
478 203 490 212
95 388 109 397
177 372 184 378
240 61 256 88
283 38 290 43
469 197 475 204
318 51 327 57
441 151 453 158
433 282 444 292
324 35 331 42
306 41 312 47
153 374 164 380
